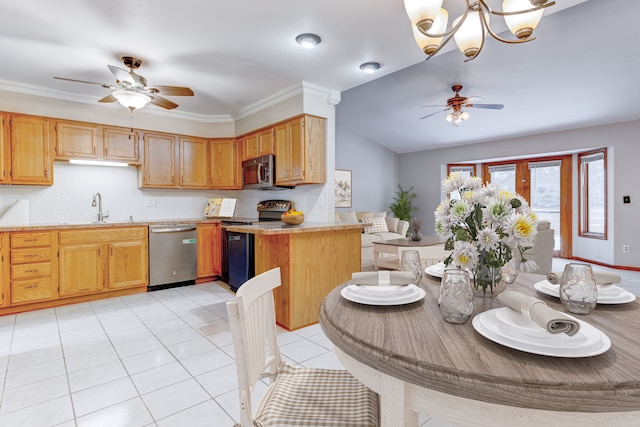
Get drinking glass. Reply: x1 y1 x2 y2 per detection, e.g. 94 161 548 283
560 263 597 314
501 258 520 285
400 250 423 284
439 268 473 324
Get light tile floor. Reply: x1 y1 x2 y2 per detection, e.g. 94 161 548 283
0 259 638 427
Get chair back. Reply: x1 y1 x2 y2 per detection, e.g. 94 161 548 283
227 267 283 426
399 244 450 268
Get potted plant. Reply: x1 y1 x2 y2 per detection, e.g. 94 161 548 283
388 185 417 222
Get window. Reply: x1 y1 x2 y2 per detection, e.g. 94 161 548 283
579 149 607 239
447 164 476 199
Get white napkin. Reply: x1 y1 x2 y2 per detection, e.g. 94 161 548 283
547 270 621 285
351 271 414 286
497 291 580 336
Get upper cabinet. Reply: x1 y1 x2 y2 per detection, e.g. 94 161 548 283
139 132 211 189
54 119 140 164
7 114 53 185
179 136 209 189
275 115 326 186
102 128 140 163
140 131 177 188
210 138 241 189
0 113 8 183
241 127 276 161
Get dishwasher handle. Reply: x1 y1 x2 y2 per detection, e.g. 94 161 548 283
150 225 197 233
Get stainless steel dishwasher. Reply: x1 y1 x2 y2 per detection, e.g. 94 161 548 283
148 224 198 290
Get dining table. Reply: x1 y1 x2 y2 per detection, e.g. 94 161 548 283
319 272 640 427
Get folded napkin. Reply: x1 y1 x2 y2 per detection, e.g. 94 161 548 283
351 271 414 286
497 291 580 336
546 270 621 286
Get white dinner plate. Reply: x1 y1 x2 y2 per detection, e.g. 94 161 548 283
534 280 636 304
425 262 446 278
341 284 425 306
472 307 611 357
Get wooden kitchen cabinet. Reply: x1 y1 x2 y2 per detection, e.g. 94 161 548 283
242 128 275 161
7 114 53 185
209 138 241 189
0 113 8 183
103 127 140 163
54 119 140 164
59 227 148 297
179 136 209 188
140 131 177 188
8 231 57 305
197 223 222 280
54 120 98 159
275 114 326 186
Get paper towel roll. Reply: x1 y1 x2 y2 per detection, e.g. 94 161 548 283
0 200 29 225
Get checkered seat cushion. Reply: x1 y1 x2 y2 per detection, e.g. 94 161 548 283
254 363 379 427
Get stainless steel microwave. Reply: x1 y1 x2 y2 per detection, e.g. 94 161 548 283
242 154 275 189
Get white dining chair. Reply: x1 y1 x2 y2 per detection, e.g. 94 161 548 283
226 267 379 427
398 244 450 268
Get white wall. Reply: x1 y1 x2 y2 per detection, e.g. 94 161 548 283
334 125 400 214
398 119 640 268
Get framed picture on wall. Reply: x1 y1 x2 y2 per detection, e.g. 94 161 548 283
335 169 352 208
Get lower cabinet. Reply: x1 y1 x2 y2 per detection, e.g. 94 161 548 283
197 223 222 280
59 227 148 297
8 231 56 305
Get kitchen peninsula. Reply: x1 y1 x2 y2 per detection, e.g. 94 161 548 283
223 221 363 330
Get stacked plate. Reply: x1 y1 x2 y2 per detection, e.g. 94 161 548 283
425 262 447 278
472 307 611 357
341 284 425 306
534 280 636 304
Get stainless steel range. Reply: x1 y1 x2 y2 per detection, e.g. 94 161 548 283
222 200 292 291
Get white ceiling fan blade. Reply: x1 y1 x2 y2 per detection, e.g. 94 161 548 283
420 108 449 120
468 103 504 110
108 65 135 85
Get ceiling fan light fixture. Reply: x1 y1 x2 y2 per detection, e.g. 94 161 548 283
113 90 150 111
295 33 321 49
359 62 381 74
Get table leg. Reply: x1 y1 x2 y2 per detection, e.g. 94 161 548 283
380 375 418 427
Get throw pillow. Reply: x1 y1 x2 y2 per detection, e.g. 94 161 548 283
361 216 389 234
337 211 358 223
385 217 399 234
355 211 374 222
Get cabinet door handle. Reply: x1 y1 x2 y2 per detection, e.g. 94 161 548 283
25 269 39 273
24 285 38 289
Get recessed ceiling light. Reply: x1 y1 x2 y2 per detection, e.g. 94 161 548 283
296 33 321 49
359 62 381 74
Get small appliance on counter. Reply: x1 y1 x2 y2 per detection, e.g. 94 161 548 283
222 200 293 291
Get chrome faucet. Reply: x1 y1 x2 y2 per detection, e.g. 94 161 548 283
91 192 109 222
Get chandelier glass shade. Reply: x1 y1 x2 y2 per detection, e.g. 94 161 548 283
113 90 151 110
403 0 555 61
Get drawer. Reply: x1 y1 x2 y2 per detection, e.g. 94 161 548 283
11 232 52 248
59 227 147 245
11 278 54 303
10 262 52 280
11 247 52 264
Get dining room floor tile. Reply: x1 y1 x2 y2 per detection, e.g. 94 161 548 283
0 260 637 426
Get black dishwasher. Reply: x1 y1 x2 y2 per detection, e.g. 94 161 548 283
222 230 254 292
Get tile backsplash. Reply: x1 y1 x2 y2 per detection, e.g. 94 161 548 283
0 162 329 224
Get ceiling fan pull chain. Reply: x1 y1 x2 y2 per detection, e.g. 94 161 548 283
129 109 134 134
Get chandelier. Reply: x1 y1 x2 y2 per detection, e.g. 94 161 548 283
404 0 556 62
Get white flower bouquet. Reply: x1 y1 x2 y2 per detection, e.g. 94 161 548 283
434 173 539 294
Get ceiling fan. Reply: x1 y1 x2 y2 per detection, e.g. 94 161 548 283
54 56 194 110
420 84 504 126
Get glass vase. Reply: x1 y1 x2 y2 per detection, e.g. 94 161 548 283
473 261 508 297
410 230 422 241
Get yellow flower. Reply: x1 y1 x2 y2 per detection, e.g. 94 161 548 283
513 215 535 240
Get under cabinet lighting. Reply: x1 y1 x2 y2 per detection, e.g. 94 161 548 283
68 159 129 167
